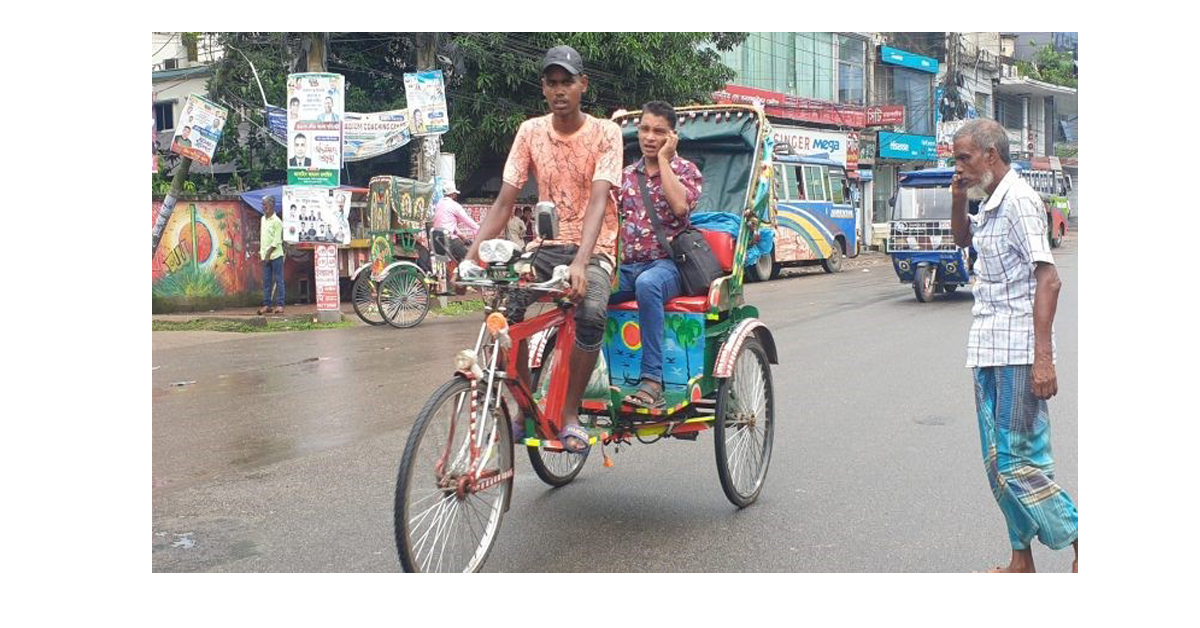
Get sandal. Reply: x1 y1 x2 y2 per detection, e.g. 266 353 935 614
623 378 665 409
558 423 591 453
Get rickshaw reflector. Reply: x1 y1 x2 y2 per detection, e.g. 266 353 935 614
486 312 509 334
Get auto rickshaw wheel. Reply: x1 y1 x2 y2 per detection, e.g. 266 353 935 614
747 252 777 283
913 266 936 302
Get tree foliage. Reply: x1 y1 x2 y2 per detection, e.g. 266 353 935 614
197 32 745 195
1016 42 1077 89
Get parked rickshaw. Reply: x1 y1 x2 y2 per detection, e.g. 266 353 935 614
392 104 780 572
348 175 460 328
887 167 974 302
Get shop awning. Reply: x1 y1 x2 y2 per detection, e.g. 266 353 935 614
241 185 369 215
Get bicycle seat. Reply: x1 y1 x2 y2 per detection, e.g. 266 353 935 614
430 228 450 258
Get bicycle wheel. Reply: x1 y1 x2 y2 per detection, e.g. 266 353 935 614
526 331 588 486
395 376 513 573
351 272 386 325
713 337 775 508
378 266 431 329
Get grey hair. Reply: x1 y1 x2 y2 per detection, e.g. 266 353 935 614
952 119 1011 165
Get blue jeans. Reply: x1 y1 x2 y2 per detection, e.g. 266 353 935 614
263 256 284 306
609 258 682 383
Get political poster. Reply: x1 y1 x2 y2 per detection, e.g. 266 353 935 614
287 73 344 186
343 110 412 161
170 94 228 166
404 70 449 136
314 244 340 312
281 186 352 246
265 105 287 146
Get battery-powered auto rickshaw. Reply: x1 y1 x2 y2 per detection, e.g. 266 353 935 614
887 167 973 302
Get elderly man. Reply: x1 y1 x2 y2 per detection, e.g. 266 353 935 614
950 119 1078 573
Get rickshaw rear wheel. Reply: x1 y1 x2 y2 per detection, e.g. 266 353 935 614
714 337 775 508
913 266 936 302
527 332 589 486
351 272 387 325
378 266 431 328
395 376 513 573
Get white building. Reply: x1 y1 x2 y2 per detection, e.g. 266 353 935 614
152 33 224 140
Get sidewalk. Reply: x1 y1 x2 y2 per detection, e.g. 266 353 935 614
152 292 481 324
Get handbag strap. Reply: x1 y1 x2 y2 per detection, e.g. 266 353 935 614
637 171 675 258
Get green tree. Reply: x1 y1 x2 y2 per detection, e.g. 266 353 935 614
1015 42 1077 89
200 32 745 193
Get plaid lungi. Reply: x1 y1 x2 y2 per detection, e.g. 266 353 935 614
973 365 1078 551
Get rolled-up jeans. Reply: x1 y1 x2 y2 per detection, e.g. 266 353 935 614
262 256 284 307
609 258 682 383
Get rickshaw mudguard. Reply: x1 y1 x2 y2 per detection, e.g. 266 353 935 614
374 260 426 282
350 261 373 281
713 317 778 379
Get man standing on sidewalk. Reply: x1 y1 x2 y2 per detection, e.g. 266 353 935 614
258 195 285 315
950 119 1078 573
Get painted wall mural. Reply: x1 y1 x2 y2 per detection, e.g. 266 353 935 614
152 200 261 309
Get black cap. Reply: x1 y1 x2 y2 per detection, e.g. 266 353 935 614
542 45 583 76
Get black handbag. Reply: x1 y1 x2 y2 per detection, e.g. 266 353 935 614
638 172 723 296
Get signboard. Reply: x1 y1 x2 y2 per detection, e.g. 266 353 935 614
714 84 866 128
343 110 412 161
846 133 860 172
281 186 352 245
772 126 851 166
265 105 287 146
287 73 344 186
880 46 939 74
864 105 905 127
404 70 449 136
314 244 340 311
878 132 937 161
858 133 877 165
170 94 228 166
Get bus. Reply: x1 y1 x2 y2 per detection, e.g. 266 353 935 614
752 151 857 281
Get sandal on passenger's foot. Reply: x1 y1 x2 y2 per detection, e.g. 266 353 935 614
623 378 665 409
558 423 591 453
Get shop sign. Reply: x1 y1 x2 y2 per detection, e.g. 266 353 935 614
865 105 905 127
343 110 412 161
858 134 877 165
714 84 866 128
880 46 939 74
772 126 851 166
878 132 937 161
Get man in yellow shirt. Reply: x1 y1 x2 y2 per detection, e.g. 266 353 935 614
258 195 285 315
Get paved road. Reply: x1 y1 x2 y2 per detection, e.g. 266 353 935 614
153 232 1077 572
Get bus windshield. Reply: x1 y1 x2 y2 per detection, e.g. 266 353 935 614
893 185 953 221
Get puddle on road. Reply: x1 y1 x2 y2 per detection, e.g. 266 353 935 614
171 533 196 549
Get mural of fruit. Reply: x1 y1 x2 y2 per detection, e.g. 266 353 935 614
178 220 214 264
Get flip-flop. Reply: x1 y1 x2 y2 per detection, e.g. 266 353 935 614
558 423 591 453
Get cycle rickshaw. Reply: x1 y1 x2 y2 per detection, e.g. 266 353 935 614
393 104 780 572
349 175 460 328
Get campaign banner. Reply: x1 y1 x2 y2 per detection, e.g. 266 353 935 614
936 120 968 159
287 73 344 186
281 186 352 246
266 105 287 146
772 126 851 166
343 110 412 161
314 244 340 311
170 94 228 166
404 70 449 135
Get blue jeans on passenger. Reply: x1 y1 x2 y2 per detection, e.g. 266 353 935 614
263 256 284 307
609 258 682 383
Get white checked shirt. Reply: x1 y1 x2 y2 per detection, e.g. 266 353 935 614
966 167 1056 368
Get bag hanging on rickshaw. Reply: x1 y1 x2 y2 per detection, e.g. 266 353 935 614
638 173 723 296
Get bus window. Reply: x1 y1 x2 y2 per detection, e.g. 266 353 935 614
772 165 786 199
774 165 800 200
829 176 845 204
803 165 827 201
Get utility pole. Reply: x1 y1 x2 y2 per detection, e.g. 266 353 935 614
414 33 440 187
300 32 342 323
152 157 192 256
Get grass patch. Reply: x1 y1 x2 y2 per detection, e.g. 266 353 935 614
435 299 487 317
153 318 355 333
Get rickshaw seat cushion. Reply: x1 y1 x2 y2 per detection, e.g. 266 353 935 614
610 295 709 314
698 228 734 273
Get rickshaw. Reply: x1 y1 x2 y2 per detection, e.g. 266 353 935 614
348 175 460 328
887 167 973 302
392 104 780 572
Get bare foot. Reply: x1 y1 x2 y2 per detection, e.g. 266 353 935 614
982 549 1035 573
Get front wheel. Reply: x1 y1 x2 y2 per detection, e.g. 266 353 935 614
378 266 431 328
746 251 776 283
351 272 386 325
820 240 843 274
714 337 775 508
913 266 936 302
395 377 513 573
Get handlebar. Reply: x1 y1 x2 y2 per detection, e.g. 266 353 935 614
455 262 571 295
